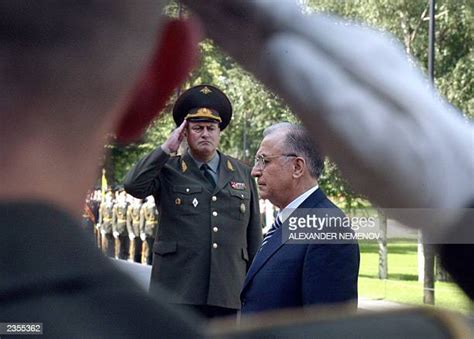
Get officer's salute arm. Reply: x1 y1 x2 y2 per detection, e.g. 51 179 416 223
123 147 170 199
124 121 187 199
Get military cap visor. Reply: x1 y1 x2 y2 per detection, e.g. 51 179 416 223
173 85 232 130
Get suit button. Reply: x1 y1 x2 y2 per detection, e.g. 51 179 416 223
212 196 217 201
212 211 218 217
186 188 190 193
213 227 218 232
212 243 218 249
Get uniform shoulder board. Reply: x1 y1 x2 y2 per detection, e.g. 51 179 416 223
181 159 188 173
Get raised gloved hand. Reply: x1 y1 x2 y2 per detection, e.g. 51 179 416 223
183 0 473 238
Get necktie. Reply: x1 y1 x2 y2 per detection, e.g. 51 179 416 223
260 217 282 249
201 164 216 188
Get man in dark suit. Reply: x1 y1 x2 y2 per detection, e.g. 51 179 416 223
0 1 204 337
124 85 262 318
241 122 359 314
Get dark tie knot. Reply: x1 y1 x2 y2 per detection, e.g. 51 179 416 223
201 163 216 188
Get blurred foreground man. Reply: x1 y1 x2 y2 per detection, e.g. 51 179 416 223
125 85 262 319
0 1 203 337
242 123 359 313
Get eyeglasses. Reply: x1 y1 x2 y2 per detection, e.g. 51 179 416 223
253 154 298 170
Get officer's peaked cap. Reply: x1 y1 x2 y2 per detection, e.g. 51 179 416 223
172 85 232 130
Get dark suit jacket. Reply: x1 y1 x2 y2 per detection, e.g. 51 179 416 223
241 189 360 314
124 148 262 309
0 202 203 338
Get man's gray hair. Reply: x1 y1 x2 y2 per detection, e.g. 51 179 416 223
263 122 324 178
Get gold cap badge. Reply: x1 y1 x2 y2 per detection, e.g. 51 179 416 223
200 86 212 94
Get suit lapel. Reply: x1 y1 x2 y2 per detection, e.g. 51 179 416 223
243 226 285 290
242 188 328 291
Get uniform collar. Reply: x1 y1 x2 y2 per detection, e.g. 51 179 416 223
278 185 319 222
188 150 220 175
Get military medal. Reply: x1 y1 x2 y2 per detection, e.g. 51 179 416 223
230 181 246 190
192 198 199 208
175 198 181 205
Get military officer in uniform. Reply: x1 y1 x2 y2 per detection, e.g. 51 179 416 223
140 196 159 265
99 188 115 258
124 84 262 319
127 196 143 263
113 187 129 260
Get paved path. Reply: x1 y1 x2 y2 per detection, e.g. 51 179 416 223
111 259 460 314
358 297 407 311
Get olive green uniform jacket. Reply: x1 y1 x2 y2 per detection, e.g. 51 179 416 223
124 147 262 309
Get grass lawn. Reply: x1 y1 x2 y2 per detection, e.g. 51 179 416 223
358 240 473 314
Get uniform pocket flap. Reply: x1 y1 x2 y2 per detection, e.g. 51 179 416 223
172 185 202 194
230 190 250 200
242 248 249 262
153 241 177 255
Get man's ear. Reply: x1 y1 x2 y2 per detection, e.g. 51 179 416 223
116 17 202 143
293 157 306 179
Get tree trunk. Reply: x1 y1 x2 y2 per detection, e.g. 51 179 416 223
423 242 435 305
378 210 388 280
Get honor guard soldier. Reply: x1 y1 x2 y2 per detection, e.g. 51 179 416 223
113 187 130 260
92 186 102 249
140 196 159 265
99 187 115 258
125 85 262 319
127 196 143 263
82 190 96 238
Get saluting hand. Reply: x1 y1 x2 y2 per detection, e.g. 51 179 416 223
161 120 187 154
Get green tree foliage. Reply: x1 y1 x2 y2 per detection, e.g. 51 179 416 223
107 0 471 208
305 0 473 117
